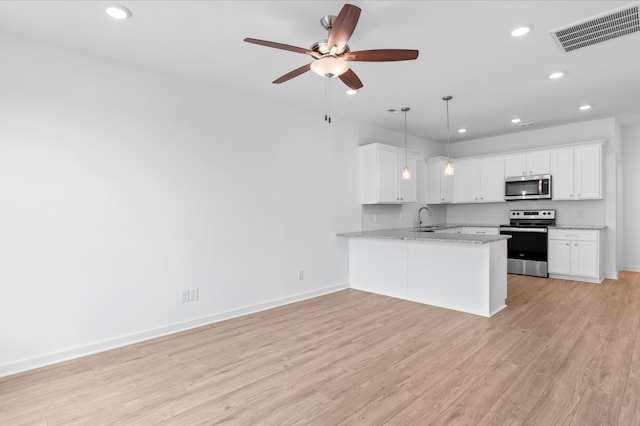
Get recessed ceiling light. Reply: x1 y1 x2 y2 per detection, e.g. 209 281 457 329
511 118 522 124
106 4 131 20
511 25 532 37
458 128 467 133
346 89 358 95
549 71 565 79
579 104 592 111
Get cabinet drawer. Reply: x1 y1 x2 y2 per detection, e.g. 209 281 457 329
549 230 597 242
461 227 499 235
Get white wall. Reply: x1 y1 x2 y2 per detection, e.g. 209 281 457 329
444 118 620 279
0 34 362 376
622 123 640 271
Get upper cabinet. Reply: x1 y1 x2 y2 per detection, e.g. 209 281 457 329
426 156 453 204
550 142 602 200
360 143 418 204
453 156 505 203
504 150 550 177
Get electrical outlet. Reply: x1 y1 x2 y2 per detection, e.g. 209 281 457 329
298 270 304 280
180 290 190 303
189 288 199 301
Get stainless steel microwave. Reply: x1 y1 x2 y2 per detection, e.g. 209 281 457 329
505 174 552 201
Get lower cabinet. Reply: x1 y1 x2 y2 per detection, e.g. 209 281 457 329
548 229 602 283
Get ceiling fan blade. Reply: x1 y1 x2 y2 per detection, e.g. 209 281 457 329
327 4 361 54
244 38 317 56
338 68 363 90
273 63 312 84
346 49 420 62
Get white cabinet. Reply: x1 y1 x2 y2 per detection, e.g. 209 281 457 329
504 150 550 177
426 156 453 204
548 229 602 283
360 143 418 204
453 156 505 203
453 158 478 203
460 227 500 235
550 143 602 200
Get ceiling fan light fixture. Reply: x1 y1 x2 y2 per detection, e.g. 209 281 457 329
106 4 131 19
310 57 349 78
346 89 358 95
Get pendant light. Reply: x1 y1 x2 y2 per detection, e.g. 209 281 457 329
443 96 454 176
401 107 411 180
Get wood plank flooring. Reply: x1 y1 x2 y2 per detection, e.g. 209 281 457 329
2 272 640 425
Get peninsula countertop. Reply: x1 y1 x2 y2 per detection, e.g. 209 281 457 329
337 227 510 245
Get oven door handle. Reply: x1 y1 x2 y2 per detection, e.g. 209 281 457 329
500 227 548 233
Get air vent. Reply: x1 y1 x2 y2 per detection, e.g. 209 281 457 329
550 4 639 53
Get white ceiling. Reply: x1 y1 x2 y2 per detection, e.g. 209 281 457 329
1 1 639 143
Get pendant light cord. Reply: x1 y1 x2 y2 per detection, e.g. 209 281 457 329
446 98 451 159
404 109 408 166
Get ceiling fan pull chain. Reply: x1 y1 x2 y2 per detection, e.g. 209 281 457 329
328 78 332 124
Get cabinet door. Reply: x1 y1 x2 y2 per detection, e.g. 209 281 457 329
479 156 505 202
427 158 455 204
571 241 598 278
527 151 551 175
378 149 399 202
453 159 479 203
398 155 417 202
548 239 572 275
574 144 601 200
504 154 527 177
550 148 575 200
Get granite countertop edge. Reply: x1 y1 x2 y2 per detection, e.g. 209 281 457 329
337 228 510 245
549 225 607 230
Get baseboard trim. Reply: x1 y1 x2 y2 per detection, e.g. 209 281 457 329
621 266 640 273
0 283 350 378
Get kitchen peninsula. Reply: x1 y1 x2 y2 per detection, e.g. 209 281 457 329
338 228 511 317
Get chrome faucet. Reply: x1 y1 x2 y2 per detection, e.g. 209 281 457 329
418 206 431 227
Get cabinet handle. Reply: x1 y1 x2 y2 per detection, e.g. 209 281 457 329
565 243 570 246
578 194 582 197
475 197 478 200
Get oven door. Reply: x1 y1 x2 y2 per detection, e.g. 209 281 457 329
500 227 548 277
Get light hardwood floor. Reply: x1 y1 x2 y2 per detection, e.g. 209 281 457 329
2 272 640 425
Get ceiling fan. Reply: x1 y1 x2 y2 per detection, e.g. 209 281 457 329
244 3 419 91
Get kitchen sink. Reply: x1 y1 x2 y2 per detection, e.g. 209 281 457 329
415 227 437 232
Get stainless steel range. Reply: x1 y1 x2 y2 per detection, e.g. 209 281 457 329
499 209 556 278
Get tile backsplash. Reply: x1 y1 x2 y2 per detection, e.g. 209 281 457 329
445 199 605 226
360 199 604 231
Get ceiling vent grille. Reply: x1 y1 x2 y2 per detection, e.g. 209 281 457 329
550 4 639 53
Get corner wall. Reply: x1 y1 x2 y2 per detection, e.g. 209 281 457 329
0 34 361 376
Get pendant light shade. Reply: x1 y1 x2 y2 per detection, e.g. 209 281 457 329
443 96 454 176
